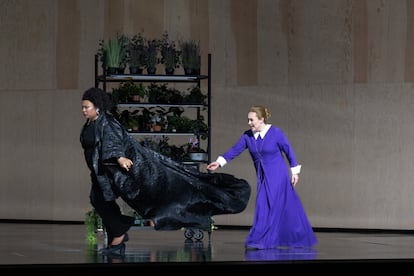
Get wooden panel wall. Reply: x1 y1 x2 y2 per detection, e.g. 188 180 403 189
1 0 414 230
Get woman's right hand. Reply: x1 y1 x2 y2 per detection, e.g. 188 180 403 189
206 161 220 171
118 157 133 171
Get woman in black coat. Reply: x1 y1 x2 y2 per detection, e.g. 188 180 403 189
80 87 251 255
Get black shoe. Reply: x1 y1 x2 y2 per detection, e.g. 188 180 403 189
123 233 129 243
100 242 126 256
107 232 129 246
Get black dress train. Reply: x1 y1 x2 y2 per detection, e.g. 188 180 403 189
82 113 251 231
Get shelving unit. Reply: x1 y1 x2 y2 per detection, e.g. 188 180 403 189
94 54 212 167
94 54 213 242
95 54 211 241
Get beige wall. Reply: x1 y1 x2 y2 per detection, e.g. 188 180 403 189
1 0 414 230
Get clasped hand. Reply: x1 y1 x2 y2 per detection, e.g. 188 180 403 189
118 157 133 171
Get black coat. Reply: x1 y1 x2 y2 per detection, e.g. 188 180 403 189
82 113 251 230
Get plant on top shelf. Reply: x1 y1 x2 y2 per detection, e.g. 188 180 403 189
160 31 181 75
127 33 146 74
179 39 200 75
143 38 160 74
97 33 128 74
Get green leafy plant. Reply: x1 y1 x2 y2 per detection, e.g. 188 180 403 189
143 38 160 72
160 31 181 73
183 85 207 104
165 114 208 138
114 109 143 131
127 114 140 131
128 33 146 70
97 34 128 73
85 209 103 245
140 135 185 161
147 83 183 104
179 39 200 75
112 79 147 103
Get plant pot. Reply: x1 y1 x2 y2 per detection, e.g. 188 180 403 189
107 67 117 75
152 125 162 132
131 95 141 102
147 67 157 75
129 66 143 74
184 68 194 75
165 67 175 75
188 152 207 161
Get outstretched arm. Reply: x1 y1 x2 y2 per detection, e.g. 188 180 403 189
207 156 227 171
206 161 220 171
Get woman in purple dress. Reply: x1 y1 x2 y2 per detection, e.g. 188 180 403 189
207 105 317 250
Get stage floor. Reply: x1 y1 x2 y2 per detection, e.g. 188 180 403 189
0 222 414 271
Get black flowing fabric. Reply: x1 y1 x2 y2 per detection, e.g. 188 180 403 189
91 114 251 231
107 142 251 231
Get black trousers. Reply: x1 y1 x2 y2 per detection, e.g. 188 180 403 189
89 175 134 241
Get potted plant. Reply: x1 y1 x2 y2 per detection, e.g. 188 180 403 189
160 31 181 75
185 136 207 161
140 135 169 153
143 38 160 75
128 82 147 102
179 39 200 75
147 83 183 104
150 107 168 132
112 79 147 103
128 33 146 74
183 85 207 104
127 115 140 132
98 34 128 74
189 115 209 139
140 136 185 161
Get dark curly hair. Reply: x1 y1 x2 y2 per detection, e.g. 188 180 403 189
82 87 114 113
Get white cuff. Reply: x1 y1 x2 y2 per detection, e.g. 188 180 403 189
291 165 301 175
216 156 227 167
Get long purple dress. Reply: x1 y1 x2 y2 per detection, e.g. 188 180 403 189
220 125 317 249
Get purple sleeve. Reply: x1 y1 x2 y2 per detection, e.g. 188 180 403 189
276 128 298 167
221 132 249 163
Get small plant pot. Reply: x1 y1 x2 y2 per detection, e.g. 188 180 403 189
188 152 207 161
165 67 175 75
147 67 157 75
131 95 141 102
152 125 162 132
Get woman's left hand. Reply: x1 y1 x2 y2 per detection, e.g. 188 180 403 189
291 174 299 187
118 157 133 171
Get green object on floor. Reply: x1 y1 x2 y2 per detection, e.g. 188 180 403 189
85 209 103 245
